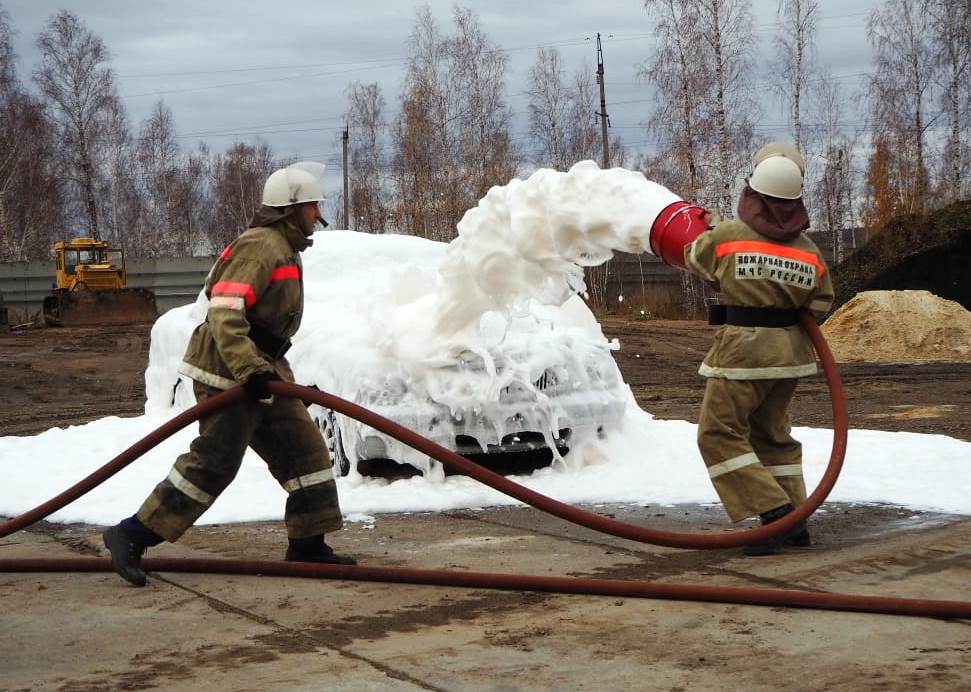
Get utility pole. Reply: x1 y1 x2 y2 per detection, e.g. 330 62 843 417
596 33 610 169
341 123 350 229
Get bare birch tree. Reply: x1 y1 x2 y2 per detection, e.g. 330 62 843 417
638 1 697 315
0 4 12 93
449 6 517 206
0 94 64 262
639 0 749 315
695 0 758 215
640 0 711 202
564 62 601 164
34 10 116 239
209 141 276 250
345 81 390 232
929 0 971 203
393 85 438 237
527 46 569 170
0 5 20 256
392 5 448 239
171 145 212 255
392 4 516 241
135 100 209 255
866 0 936 215
772 0 819 152
810 71 857 263
0 7 64 261
137 100 180 253
99 95 145 255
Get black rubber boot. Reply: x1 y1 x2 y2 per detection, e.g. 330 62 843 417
743 504 807 556
784 525 812 547
285 535 357 565
102 516 163 586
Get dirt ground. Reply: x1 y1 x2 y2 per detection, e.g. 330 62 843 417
1 319 970 691
3 318 969 440
602 317 971 441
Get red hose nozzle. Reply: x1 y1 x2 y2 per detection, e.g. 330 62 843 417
650 201 711 269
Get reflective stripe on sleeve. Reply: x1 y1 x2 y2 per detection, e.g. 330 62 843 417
767 464 802 477
177 361 238 390
707 452 760 479
809 298 831 313
167 468 215 505
211 280 257 307
283 469 335 493
698 361 819 379
209 295 245 311
270 265 300 282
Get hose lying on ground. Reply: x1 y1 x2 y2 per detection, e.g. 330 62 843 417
2 311 969 619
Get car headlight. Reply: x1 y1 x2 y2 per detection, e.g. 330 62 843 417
457 350 486 371
360 376 408 405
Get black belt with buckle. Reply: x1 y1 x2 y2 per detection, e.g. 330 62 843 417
249 322 292 359
708 305 799 328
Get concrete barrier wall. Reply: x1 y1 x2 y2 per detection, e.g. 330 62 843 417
0 257 213 322
591 252 708 319
128 257 213 314
2 227 864 325
0 261 53 322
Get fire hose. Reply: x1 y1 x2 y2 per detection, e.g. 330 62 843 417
1 310 969 619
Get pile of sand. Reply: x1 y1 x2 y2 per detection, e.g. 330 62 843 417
821 290 971 363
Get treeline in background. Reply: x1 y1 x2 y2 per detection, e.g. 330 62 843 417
0 1 968 268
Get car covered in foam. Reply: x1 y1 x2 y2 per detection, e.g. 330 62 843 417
145 230 628 478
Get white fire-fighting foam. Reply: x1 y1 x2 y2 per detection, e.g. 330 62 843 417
6 162 971 526
147 162 680 478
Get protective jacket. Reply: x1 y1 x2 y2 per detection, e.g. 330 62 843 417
684 217 833 380
179 220 311 389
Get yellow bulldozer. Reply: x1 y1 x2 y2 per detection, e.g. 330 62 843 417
42 238 158 327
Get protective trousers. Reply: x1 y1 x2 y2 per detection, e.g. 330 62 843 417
697 377 806 522
137 381 342 542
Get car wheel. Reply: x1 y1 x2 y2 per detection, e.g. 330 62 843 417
317 409 350 476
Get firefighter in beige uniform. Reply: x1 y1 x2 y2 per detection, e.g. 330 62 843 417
103 162 355 587
684 146 834 555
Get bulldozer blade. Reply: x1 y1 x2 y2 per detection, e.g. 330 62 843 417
43 288 158 327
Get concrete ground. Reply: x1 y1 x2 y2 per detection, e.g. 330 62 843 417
3 502 970 691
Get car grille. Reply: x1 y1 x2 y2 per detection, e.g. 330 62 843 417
455 428 571 454
533 369 559 390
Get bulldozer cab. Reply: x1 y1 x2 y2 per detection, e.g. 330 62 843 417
53 238 126 291
44 238 157 326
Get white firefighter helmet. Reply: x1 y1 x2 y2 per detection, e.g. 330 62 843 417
748 155 804 199
262 161 327 207
752 141 805 175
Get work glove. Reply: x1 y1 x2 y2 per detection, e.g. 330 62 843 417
243 371 281 403
701 210 723 228
302 384 321 408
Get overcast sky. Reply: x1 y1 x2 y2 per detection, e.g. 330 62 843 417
3 0 881 188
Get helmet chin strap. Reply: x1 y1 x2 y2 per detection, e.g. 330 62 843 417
293 204 323 237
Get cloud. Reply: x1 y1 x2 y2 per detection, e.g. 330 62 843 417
5 0 878 174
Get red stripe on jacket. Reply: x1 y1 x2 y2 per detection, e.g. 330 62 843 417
219 245 232 260
715 240 826 276
211 280 256 307
270 265 300 282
